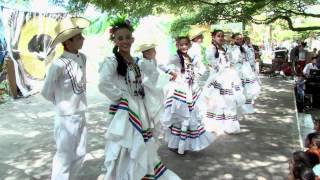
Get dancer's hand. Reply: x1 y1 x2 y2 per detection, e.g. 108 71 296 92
169 72 177 81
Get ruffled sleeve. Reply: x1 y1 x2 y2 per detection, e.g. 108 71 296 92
138 58 159 83
158 55 179 74
138 58 163 95
228 46 240 65
206 46 218 67
98 57 123 102
244 45 256 68
193 53 207 75
138 58 165 130
189 43 202 65
41 60 63 103
192 54 209 86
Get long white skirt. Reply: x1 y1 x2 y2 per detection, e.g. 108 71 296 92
103 97 181 180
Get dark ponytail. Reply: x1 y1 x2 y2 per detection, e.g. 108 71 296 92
239 45 245 53
113 45 128 76
212 41 226 59
213 43 227 63
177 50 185 73
214 44 219 58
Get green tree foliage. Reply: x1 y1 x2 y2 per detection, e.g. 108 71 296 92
68 0 320 32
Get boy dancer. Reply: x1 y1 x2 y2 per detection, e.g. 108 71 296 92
41 17 90 180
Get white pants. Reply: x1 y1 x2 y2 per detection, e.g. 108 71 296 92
51 112 87 180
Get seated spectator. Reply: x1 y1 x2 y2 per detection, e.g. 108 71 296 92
289 165 316 180
289 151 318 180
281 62 293 76
305 132 320 149
303 57 318 77
291 151 319 167
305 117 320 148
306 134 320 161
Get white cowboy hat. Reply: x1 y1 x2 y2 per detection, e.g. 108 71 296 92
189 28 205 40
50 17 90 47
135 43 157 52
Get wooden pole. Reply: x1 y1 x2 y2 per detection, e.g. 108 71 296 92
5 57 18 98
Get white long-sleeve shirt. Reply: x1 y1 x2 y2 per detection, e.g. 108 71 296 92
41 51 87 115
303 63 318 76
189 42 202 64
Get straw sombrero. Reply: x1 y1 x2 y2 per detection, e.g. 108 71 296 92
135 43 157 52
50 17 90 47
189 29 205 40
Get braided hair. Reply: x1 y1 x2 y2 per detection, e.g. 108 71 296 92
177 50 185 73
176 36 190 73
112 46 128 76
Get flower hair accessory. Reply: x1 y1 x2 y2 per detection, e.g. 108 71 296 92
125 19 131 26
109 16 134 40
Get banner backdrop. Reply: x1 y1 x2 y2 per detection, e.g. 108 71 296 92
1 7 66 79
0 6 66 96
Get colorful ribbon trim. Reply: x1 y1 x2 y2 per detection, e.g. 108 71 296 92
169 125 206 140
206 112 238 121
208 80 241 95
165 89 201 112
108 98 153 142
142 161 167 180
241 79 257 86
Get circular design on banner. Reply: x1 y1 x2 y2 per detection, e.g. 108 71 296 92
18 16 63 79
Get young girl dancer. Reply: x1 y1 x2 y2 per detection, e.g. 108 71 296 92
98 18 181 180
161 36 214 155
202 30 245 135
228 33 260 114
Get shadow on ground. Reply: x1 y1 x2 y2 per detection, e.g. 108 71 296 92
0 76 300 180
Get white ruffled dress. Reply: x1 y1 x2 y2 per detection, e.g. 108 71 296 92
243 44 262 85
202 46 246 134
98 56 181 180
161 54 214 154
228 45 261 114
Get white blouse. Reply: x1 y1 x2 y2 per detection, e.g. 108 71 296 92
228 45 248 65
243 44 256 67
206 45 230 71
98 56 163 122
158 54 206 84
189 42 202 64
98 56 161 101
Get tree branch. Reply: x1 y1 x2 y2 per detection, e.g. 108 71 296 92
279 7 320 17
253 15 320 31
196 0 241 6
